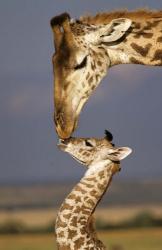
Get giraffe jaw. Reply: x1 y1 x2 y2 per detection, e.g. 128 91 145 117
58 139 87 165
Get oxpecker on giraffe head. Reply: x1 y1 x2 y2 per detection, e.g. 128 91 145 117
51 13 132 138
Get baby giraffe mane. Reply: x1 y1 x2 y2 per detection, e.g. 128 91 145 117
80 9 162 24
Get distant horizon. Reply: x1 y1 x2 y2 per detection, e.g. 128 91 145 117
0 175 162 187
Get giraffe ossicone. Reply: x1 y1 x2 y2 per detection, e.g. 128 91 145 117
51 10 162 139
55 131 132 250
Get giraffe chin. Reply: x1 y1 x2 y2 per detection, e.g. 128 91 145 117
57 141 66 151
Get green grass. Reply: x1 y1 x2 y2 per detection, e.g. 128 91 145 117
0 234 55 250
100 228 162 250
0 228 162 250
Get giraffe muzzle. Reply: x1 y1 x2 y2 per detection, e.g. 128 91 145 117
57 138 72 151
54 109 78 139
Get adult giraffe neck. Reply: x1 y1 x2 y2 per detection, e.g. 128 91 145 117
81 11 162 67
55 161 119 250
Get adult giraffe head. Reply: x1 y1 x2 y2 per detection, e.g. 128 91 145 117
50 12 132 138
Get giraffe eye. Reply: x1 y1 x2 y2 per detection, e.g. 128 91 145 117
74 56 87 70
85 140 93 147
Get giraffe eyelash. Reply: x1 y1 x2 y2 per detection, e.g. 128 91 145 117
74 56 87 70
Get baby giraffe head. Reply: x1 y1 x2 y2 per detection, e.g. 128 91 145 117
58 130 132 170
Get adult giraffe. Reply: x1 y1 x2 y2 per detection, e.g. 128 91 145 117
50 10 162 139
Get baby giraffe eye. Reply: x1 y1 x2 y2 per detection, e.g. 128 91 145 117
85 140 93 147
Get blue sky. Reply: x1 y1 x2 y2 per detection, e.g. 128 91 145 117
0 0 162 183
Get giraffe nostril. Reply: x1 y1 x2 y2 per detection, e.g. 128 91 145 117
54 109 76 139
54 112 64 127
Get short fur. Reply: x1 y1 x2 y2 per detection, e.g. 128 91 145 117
81 9 162 24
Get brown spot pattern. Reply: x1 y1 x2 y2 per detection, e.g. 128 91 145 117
70 216 78 227
91 62 95 70
88 76 93 85
133 21 156 39
74 237 85 248
59 203 73 212
68 228 77 240
63 213 71 219
82 209 90 216
81 181 94 188
133 22 141 29
97 183 105 190
142 20 161 31
68 193 76 200
133 32 153 39
95 74 100 81
59 244 71 250
86 177 96 182
142 33 153 38
79 218 87 226
98 52 104 57
157 36 162 43
152 20 161 27
151 49 162 64
83 151 90 156
73 206 81 214
152 16 162 19
90 190 99 199
87 199 95 207
98 170 105 179
131 43 151 57
56 218 67 228
57 231 65 238
74 185 87 194
91 85 96 91
130 57 144 64
86 72 90 80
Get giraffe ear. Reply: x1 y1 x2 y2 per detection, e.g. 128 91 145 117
97 18 132 43
108 147 132 161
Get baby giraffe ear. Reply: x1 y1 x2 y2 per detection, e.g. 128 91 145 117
108 147 132 161
98 18 132 43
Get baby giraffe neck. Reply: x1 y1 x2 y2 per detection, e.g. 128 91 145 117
55 161 119 250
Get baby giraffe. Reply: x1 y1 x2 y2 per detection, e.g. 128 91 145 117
56 130 132 250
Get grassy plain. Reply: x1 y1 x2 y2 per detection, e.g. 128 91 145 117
0 204 162 226
0 228 162 250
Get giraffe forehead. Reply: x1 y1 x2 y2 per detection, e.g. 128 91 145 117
73 137 112 146
67 142 112 157
71 21 98 36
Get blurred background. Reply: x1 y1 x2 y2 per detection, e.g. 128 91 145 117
0 1 162 249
